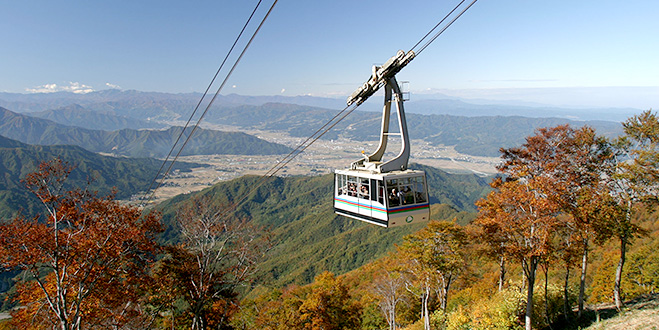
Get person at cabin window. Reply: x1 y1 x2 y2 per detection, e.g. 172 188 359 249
397 188 406 204
348 183 357 197
389 189 398 206
402 186 413 204
359 184 369 199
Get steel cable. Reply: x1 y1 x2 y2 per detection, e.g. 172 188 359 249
141 0 278 206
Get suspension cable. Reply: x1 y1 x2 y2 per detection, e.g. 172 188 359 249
140 0 265 206
409 0 468 53
140 0 278 206
413 0 479 56
213 103 360 220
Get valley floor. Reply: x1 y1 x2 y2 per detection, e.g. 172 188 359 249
136 126 500 204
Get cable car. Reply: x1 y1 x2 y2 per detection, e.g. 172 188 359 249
334 169 429 227
334 51 430 227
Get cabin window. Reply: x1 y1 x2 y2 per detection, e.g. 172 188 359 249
336 174 370 199
337 175 397 204
337 174 350 196
385 176 427 206
413 176 427 203
358 177 370 199
386 179 399 207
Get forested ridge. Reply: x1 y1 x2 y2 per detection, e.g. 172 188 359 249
0 135 201 220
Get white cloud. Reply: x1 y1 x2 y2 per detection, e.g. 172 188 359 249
105 82 122 89
26 82 95 94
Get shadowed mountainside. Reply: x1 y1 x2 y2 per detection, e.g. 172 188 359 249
0 135 201 220
0 107 292 158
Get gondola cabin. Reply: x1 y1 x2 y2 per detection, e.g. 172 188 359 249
334 169 429 227
334 50 430 227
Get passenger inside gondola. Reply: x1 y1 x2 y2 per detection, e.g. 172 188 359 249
402 186 413 204
359 184 369 198
389 189 400 206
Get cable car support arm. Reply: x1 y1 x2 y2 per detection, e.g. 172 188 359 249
346 50 415 173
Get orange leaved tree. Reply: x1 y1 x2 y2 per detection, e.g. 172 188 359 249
0 158 161 330
475 177 562 330
398 220 468 330
498 125 615 318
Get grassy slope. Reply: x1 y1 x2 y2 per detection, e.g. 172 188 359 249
156 165 489 288
546 294 659 330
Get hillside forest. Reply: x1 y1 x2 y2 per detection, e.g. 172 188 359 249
1 110 659 330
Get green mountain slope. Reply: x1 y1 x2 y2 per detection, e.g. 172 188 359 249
156 165 489 287
0 135 199 220
0 107 292 158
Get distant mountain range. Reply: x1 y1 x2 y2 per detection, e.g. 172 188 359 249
191 102 624 157
0 107 292 158
0 90 629 157
1 89 642 121
30 104 165 131
0 135 200 220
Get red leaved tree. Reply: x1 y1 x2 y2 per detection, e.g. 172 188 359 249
497 125 615 318
0 158 161 330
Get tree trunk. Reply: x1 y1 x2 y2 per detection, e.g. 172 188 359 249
563 265 570 320
191 302 206 330
614 235 627 310
423 285 430 330
544 265 551 328
441 276 452 311
391 307 396 330
578 239 588 318
525 257 539 330
499 256 506 292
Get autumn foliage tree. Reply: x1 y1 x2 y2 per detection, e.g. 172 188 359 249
475 177 562 330
398 220 468 330
369 256 408 330
0 158 161 330
605 110 659 309
497 124 615 318
298 271 361 330
155 195 270 330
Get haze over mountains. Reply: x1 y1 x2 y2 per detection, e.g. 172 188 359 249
0 90 628 158
0 89 642 122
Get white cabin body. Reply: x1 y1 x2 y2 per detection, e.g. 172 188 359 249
334 169 430 227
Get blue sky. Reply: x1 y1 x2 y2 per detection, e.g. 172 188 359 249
1 0 658 109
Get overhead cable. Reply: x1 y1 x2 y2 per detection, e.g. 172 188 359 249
140 0 278 206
